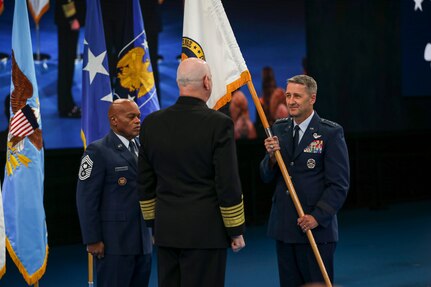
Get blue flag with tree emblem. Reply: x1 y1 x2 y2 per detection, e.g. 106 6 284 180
116 0 160 121
2 0 48 284
81 0 112 148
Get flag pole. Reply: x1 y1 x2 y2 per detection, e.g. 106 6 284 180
88 253 94 287
246 80 333 287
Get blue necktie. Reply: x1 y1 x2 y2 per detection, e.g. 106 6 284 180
129 140 138 159
292 125 300 155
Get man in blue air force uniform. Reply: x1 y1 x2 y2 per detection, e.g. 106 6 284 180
260 75 349 287
76 99 152 287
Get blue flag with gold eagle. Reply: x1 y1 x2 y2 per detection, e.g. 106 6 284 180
81 0 112 148
116 0 160 120
2 0 48 284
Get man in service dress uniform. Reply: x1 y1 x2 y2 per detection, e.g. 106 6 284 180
138 58 246 287
76 99 152 287
260 75 349 287
55 0 85 117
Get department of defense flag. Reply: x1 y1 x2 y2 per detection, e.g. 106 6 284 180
182 0 251 109
2 0 48 284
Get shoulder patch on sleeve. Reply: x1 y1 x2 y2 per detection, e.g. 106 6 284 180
78 155 94 181
320 118 340 128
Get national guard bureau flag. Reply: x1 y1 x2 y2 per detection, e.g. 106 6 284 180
81 0 112 148
2 0 48 284
182 0 251 109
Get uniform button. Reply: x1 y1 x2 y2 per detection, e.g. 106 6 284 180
290 162 294 166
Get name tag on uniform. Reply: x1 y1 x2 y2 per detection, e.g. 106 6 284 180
115 166 128 172
303 140 323 154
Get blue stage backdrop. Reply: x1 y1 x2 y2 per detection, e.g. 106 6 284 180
0 0 306 149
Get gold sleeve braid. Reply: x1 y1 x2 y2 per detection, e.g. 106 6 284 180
140 198 156 220
219 199 245 228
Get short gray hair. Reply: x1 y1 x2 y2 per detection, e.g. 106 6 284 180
287 75 317 94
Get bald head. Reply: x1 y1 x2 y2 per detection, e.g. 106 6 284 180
108 99 136 118
176 58 212 101
109 99 141 140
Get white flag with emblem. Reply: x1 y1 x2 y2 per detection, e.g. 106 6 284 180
182 0 251 110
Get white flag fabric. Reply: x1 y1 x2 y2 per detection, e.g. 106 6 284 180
0 183 5 279
27 0 50 24
182 0 251 109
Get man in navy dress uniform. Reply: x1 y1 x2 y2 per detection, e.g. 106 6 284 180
138 58 245 287
260 75 349 287
76 99 152 287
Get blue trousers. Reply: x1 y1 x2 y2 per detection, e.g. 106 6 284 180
96 253 151 287
276 241 336 287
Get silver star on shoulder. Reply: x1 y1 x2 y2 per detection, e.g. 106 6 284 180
414 0 424 11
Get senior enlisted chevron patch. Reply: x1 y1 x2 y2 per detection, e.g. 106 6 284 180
219 198 245 228
78 155 93 181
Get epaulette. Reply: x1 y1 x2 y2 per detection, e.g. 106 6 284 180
320 118 340 127
274 117 291 125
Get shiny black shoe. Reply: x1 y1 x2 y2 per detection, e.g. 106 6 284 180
59 106 81 118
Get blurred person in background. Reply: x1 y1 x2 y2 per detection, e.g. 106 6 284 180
230 90 256 140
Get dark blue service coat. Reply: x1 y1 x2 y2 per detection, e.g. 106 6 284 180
76 130 152 255
260 112 349 243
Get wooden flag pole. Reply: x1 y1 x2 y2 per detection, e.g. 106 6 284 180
34 281 39 287
88 253 94 287
246 81 332 287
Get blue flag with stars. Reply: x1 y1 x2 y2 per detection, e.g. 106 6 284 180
116 0 160 121
81 0 112 148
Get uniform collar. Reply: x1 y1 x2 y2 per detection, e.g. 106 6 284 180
176 96 207 106
293 110 314 132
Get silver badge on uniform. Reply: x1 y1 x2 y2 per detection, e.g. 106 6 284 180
313 133 322 139
307 158 316 169
79 155 94 180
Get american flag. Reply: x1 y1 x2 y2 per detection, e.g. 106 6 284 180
10 105 39 137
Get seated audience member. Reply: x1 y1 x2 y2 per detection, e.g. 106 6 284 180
230 90 256 140
269 87 289 122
